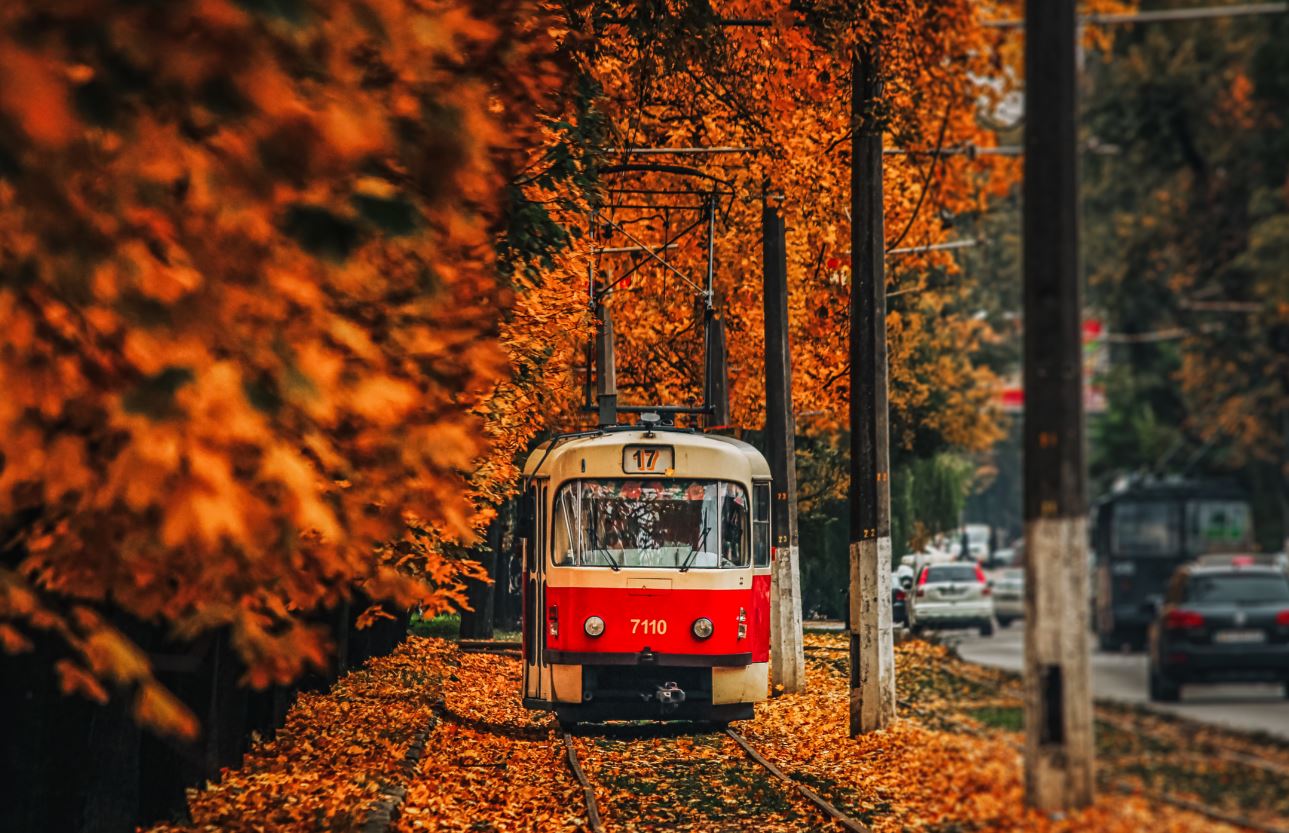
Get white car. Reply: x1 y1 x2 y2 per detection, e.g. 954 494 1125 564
991 568 1024 627
909 562 995 636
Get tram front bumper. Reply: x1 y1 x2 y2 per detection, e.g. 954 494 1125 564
524 661 768 714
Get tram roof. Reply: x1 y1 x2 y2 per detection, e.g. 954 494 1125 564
522 426 771 480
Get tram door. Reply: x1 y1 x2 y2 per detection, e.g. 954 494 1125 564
522 479 549 701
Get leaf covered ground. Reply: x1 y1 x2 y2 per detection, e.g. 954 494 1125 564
149 633 1286 832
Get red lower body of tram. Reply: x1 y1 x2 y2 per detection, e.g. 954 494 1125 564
524 574 772 724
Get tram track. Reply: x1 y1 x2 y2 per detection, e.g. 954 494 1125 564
724 729 871 833
562 731 608 833
558 724 869 833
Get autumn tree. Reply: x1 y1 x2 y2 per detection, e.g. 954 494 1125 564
0 0 580 737
1081 9 1289 549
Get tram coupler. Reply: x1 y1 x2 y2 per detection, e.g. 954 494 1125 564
652 681 686 712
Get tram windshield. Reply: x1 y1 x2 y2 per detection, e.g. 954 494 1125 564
551 479 749 569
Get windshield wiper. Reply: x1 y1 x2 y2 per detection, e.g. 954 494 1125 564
592 545 622 571
587 525 621 571
679 522 712 572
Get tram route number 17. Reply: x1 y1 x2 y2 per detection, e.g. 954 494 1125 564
631 618 668 635
622 445 674 474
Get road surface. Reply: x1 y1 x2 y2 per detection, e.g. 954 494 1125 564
946 623 1289 739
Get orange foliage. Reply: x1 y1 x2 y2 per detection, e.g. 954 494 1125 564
545 0 1026 452
548 0 1137 451
0 0 573 735
0 0 1149 738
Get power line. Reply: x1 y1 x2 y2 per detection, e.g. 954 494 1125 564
888 238 980 256
984 2 1288 28
885 142 1120 158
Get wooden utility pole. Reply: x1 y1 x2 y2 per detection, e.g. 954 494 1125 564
848 46 896 736
704 311 730 429
596 303 618 427
762 197 806 694
1022 0 1094 810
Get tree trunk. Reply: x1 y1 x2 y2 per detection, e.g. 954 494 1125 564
460 514 501 639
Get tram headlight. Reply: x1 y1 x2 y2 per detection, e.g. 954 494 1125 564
584 616 605 637
692 617 714 640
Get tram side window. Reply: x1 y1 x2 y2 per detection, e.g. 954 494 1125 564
721 486 748 565
1111 501 1180 556
753 482 771 567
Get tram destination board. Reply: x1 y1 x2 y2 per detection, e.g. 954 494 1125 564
622 445 674 474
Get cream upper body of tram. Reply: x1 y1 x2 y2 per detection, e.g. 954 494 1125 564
519 422 773 724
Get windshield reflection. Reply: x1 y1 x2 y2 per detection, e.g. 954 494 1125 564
552 479 749 569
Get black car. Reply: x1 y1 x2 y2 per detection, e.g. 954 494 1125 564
1147 562 1289 702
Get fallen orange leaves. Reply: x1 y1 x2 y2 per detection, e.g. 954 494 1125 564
394 650 584 832
153 632 1264 833
148 637 450 833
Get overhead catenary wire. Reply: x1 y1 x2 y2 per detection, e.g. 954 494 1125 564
885 100 954 254
984 2 1289 28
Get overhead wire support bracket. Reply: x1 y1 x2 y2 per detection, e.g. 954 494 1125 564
599 212 708 298
593 243 680 255
604 146 763 156
584 160 734 426
595 212 706 295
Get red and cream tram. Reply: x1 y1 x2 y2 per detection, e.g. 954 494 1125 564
519 415 773 725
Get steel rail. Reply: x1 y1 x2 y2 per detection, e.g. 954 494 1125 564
561 732 608 833
725 729 872 833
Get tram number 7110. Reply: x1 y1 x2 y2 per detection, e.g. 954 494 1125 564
631 618 668 635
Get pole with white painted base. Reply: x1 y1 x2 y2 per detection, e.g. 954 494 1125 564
762 196 806 694
848 45 896 736
1022 0 1095 809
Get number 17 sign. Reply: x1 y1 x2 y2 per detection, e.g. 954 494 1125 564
622 445 674 474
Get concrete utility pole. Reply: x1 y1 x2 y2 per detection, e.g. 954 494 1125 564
1022 0 1095 810
848 47 896 736
762 197 806 694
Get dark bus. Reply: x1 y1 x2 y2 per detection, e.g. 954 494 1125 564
1092 479 1254 651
